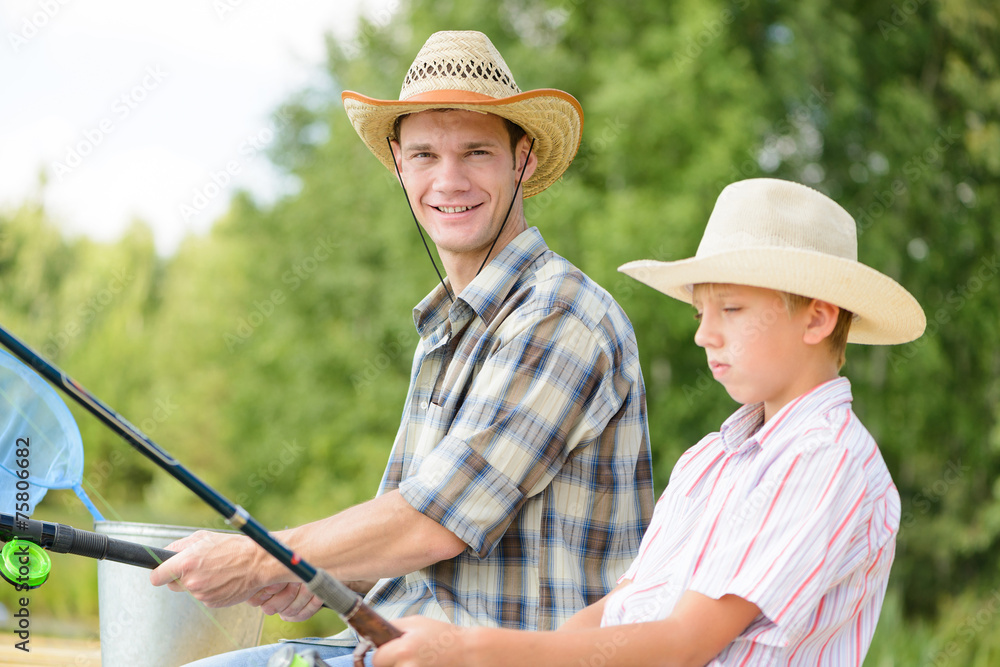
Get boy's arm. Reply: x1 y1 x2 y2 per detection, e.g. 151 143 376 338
556 579 631 633
373 589 761 667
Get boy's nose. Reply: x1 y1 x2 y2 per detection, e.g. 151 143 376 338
694 313 720 349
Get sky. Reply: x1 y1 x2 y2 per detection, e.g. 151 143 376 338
0 0 398 255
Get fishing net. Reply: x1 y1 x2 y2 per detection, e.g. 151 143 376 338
0 347 103 519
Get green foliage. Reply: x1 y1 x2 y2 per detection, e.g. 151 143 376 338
1 0 998 661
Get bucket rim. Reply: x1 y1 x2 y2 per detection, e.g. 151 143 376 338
93 520 241 538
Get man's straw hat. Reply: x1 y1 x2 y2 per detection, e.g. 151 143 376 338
618 178 926 345
342 30 583 197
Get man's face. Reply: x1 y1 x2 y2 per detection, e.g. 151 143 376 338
390 110 535 264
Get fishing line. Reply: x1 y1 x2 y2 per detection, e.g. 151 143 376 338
387 137 454 305
476 137 534 278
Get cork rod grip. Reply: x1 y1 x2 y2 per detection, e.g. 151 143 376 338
348 601 404 646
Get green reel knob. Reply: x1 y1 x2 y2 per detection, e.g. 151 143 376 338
0 539 51 589
266 644 326 666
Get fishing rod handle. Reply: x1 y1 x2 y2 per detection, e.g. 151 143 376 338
3 515 175 569
45 520 175 568
307 568 402 646
95 532 176 569
348 601 404 646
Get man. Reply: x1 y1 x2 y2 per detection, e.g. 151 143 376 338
151 30 653 666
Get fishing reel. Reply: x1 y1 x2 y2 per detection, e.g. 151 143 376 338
0 538 51 589
266 644 328 666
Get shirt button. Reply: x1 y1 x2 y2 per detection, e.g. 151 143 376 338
420 401 429 410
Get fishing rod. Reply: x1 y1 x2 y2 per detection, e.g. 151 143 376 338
0 512 174 570
0 324 400 649
0 513 174 590
0 514 338 614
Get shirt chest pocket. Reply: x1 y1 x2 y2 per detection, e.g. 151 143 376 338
414 402 446 461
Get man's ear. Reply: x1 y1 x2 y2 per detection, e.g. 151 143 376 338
515 136 538 181
389 139 404 186
803 299 840 345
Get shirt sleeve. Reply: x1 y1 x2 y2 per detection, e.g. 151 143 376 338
687 431 869 646
398 308 623 558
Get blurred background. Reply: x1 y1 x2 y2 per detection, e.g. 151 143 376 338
1 0 997 663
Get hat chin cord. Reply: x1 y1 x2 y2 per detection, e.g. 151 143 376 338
386 137 535 305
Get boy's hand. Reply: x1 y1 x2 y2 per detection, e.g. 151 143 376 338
372 617 468 667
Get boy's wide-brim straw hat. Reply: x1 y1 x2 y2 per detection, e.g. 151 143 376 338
341 30 583 198
618 178 926 345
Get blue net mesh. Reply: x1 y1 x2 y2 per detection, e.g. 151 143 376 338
0 348 103 520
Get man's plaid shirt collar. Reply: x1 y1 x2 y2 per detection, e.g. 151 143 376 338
413 226 548 339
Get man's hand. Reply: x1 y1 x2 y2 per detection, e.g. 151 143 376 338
149 530 270 607
246 576 377 621
372 617 469 667
247 582 325 622
148 490 465 615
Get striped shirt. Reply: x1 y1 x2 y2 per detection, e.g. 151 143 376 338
601 377 900 665
359 226 654 633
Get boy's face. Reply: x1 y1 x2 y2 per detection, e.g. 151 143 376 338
692 284 825 420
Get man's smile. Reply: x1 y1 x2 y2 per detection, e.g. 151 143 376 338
433 204 481 214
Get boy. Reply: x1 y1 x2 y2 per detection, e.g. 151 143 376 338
368 178 926 666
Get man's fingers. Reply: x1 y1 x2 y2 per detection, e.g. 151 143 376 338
293 594 325 622
247 582 289 607
151 529 221 587
274 586 324 622
245 582 324 621
163 529 217 552
260 583 301 615
149 552 184 587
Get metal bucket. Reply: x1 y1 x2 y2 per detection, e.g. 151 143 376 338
95 521 265 666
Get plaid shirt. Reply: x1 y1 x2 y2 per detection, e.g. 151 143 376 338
359 226 653 632
602 378 899 665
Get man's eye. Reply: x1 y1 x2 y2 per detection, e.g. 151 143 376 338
693 311 703 321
